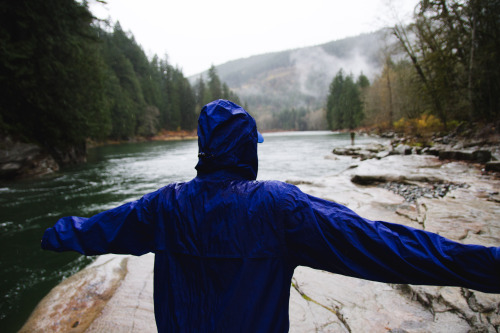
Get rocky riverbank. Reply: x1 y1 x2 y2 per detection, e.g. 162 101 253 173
21 139 500 332
1 131 198 181
291 145 500 332
0 137 60 179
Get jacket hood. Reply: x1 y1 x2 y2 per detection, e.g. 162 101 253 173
195 99 259 180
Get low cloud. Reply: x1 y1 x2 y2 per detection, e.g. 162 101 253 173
290 46 379 98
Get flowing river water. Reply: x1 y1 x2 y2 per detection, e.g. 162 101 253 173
0 131 388 332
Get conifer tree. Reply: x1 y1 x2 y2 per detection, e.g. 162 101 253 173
194 77 207 111
208 65 222 100
326 70 364 130
326 70 345 130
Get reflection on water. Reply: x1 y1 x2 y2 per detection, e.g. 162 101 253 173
0 132 386 332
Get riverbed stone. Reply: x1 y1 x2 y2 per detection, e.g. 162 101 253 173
394 144 412 155
350 155 449 186
19 254 128 332
0 138 59 179
332 143 390 161
439 149 493 163
473 150 492 163
85 254 156 332
290 267 472 333
486 161 500 172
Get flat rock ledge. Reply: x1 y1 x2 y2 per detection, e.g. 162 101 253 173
20 254 156 333
0 139 59 179
333 136 500 167
23 153 500 332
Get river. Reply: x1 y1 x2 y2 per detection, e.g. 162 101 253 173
0 131 388 332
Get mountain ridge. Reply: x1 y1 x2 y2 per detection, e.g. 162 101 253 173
190 29 392 121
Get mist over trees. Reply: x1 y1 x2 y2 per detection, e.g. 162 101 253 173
325 0 499 135
0 1 240 164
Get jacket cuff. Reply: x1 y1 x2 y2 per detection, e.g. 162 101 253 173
41 228 56 250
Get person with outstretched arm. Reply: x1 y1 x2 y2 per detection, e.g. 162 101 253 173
42 99 499 332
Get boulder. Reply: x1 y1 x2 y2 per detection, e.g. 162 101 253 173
439 149 492 163
485 161 500 172
393 144 412 155
472 150 492 163
332 143 389 161
422 147 440 156
0 139 59 179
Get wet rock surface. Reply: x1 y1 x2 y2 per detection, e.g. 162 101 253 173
332 143 391 161
293 152 500 332
486 161 500 172
20 255 129 332
0 136 88 180
21 254 156 333
23 145 500 332
0 138 59 179
334 131 500 167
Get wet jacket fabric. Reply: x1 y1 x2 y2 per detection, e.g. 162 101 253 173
42 99 500 332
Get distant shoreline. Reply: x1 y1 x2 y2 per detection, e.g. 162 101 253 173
87 129 198 149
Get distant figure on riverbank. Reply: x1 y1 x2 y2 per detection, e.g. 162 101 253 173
42 99 500 332
350 131 355 145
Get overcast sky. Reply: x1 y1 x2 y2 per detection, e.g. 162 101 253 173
89 0 419 77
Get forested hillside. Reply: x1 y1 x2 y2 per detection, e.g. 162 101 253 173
0 1 239 170
198 0 499 134
193 31 388 130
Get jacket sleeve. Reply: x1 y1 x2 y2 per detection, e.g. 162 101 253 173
41 188 163 256
282 184 500 294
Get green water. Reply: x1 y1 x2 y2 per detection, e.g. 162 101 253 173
0 132 386 332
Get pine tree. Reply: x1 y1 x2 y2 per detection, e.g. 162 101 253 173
326 70 345 130
342 75 363 130
0 1 109 161
326 70 364 130
208 65 222 100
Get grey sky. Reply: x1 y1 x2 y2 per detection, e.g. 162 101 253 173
89 0 419 76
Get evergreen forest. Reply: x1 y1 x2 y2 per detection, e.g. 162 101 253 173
0 1 239 165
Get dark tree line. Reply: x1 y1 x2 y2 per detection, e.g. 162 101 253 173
98 22 197 139
0 1 240 164
326 70 369 131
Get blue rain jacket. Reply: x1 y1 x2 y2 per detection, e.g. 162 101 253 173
42 99 500 332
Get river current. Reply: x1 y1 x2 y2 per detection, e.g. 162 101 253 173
0 131 387 332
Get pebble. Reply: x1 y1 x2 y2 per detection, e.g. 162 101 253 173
379 182 469 202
